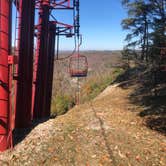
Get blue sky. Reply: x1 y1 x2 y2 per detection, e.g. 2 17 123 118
80 0 127 50
57 0 128 50
12 0 127 50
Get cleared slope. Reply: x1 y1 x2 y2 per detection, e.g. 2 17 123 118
0 83 165 166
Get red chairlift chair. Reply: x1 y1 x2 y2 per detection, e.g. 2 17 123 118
69 54 88 77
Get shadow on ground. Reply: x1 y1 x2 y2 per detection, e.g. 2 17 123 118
13 118 51 146
113 65 166 135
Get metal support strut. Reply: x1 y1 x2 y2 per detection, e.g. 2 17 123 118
0 0 12 151
33 0 50 119
15 0 35 128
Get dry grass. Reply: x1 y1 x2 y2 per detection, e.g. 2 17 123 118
0 81 165 165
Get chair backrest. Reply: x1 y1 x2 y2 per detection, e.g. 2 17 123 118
69 54 88 77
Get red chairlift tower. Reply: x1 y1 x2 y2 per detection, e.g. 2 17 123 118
33 0 75 119
45 22 56 116
0 0 82 151
14 0 35 128
33 0 51 119
0 0 12 151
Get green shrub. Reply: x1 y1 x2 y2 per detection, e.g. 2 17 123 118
113 68 124 76
51 95 75 117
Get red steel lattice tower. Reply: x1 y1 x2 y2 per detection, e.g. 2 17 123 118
0 0 12 151
44 23 56 117
15 0 35 128
33 0 50 119
0 0 79 151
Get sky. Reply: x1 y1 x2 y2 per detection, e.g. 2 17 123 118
12 0 127 51
79 0 127 50
56 0 128 50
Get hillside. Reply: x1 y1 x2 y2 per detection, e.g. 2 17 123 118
0 80 165 165
51 51 123 114
0 52 165 165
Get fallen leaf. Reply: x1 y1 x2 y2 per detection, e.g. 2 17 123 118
135 155 141 162
118 150 126 158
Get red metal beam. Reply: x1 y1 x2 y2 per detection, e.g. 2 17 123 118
52 0 71 8
33 0 50 119
0 0 12 151
15 0 35 128
44 23 56 117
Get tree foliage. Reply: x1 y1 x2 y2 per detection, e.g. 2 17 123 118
122 0 166 62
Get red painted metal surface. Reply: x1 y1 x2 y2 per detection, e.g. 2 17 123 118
8 60 13 149
44 23 56 117
33 0 74 119
0 0 12 151
33 0 50 119
8 54 17 139
51 21 73 29
8 55 17 149
0 0 79 151
15 0 35 128
8 56 18 65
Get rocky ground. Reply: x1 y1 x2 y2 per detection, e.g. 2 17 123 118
0 80 165 166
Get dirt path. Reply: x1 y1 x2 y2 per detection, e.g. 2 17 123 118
0 84 165 166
